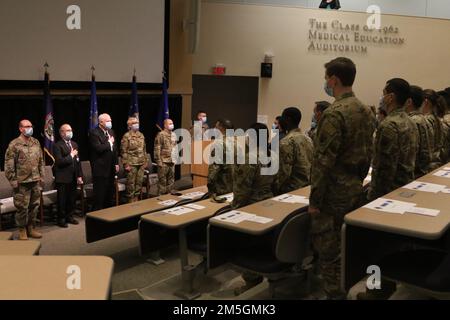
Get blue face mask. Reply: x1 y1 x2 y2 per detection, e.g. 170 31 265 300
105 121 112 130
24 127 33 137
272 123 277 130
65 131 73 141
311 116 318 129
324 81 334 97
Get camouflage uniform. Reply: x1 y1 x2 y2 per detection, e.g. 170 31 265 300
4 136 44 228
273 128 313 195
154 130 176 195
425 114 444 171
408 111 432 178
207 137 234 197
231 150 274 209
440 114 450 164
369 108 418 201
310 92 375 296
121 130 149 200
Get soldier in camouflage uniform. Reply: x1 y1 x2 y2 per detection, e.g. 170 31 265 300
369 79 418 201
307 101 331 145
207 119 235 198
405 85 432 178
273 107 313 195
154 119 177 195
422 89 445 171
232 123 275 295
121 117 149 202
309 58 376 299
232 123 274 209
4 120 44 240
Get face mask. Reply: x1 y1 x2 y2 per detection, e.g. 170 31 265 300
131 124 139 131
24 127 33 137
201 117 207 124
105 121 112 130
65 132 73 141
168 124 174 131
324 81 334 97
272 123 277 130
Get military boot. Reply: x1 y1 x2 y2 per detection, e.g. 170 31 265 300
27 225 42 239
18 228 28 240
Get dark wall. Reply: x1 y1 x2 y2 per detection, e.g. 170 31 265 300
192 75 259 130
0 94 182 171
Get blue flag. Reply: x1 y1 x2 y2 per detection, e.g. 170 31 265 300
157 74 169 130
129 75 139 120
89 74 99 130
43 71 55 164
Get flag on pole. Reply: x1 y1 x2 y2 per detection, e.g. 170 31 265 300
43 69 55 165
156 73 169 130
129 74 139 120
89 73 99 130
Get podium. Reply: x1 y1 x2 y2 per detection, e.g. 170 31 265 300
190 140 212 187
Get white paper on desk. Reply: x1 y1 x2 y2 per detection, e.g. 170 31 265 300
363 198 416 214
213 210 255 224
158 199 178 206
404 181 446 193
433 170 450 178
218 193 234 203
442 167 450 171
163 206 195 216
184 203 205 210
246 215 273 224
179 191 206 200
0 197 13 204
440 188 450 194
272 194 309 204
406 207 440 217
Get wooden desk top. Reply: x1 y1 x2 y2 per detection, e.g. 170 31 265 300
0 240 41 255
0 256 114 300
141 198 229 229
345 164 450 240
0 232 13 240
209 187 311 235
87 186 208 222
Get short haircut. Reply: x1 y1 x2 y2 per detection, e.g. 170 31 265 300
324 57 357 86
315 101 331 113
423 89 446 118
275 116 282 122
437 90 450 112
196 110 206 116
282 107 302 127
216 119 234 131
409 85 424 110
385 78 411 106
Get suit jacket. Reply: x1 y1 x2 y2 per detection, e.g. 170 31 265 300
53 139 83 184
89 127 119 178
319 0 341 9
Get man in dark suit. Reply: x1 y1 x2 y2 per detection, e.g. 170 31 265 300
53 124 83 228
89 113 119 210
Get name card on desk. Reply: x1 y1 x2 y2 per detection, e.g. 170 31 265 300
218 193 234 203
158 199 178 206
163 206 195 216
404 181 447 193
406 207 440 217
184 203 206 210
364 198 439 217
272 194 309 204
179 191 206 200
212 210 273 224
433 170 450 178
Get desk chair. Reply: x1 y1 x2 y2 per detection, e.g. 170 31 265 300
230 211 313 298
39 166 57 226
379 249 450 299
79 161 94 215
